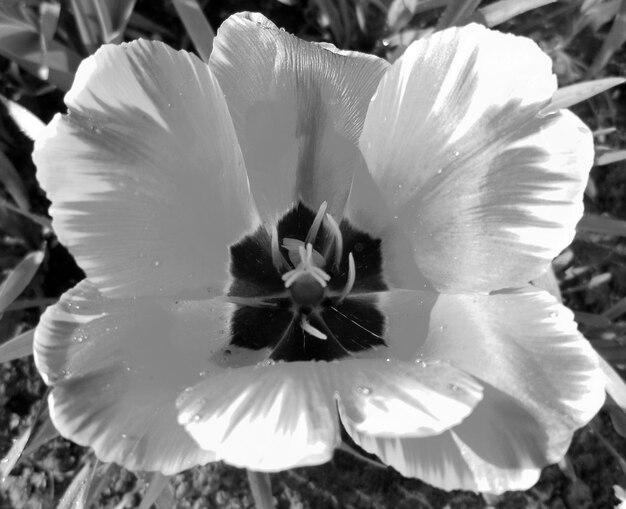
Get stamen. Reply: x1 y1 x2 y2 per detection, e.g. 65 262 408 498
337 252 356 302
281 242 331 288
324 213 343 268
222 295 280 308
305 201 328 246
300 316 327 340
271 225 290 272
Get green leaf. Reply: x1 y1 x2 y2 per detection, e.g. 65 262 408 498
38 1 62 80
0 395 52 485
594 360 626 442
596 149 626 166
138 473 172 509
0 424 30 485
58 458 100 509
578 214 626 237
603 296 626 321
0 150 30 210
247 470 274 509
0 6 81 90
23 404 59 456
0 328 34 363
479 0 557 27
436 0 482 30
579 0 621 31
0 197 52 229
0 250 44 314
539 77 625 115
588 0 626 76
0 95 46 141
70 0 138 52
171 0 214 62
153 483 177 509
387 0 448 31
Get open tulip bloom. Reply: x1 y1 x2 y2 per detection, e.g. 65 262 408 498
32 12 605 494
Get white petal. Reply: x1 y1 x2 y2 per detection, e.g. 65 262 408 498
350 289 605 491
420 290 604 467
358 23 592 292
177 361 340 472
34 40 259 299
351 430 541 493
333 359 482 437
350 431 478 491
211 12 388 219
178 358 481 472
33 281 234 474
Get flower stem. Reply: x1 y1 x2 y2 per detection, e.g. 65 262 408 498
246 470 274 509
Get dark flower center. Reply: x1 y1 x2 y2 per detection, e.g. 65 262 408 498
227 202 387 362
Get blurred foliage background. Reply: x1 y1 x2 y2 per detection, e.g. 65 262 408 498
1 0 626 507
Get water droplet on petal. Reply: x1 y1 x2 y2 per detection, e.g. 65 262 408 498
436 169 443 175
356 386 372 395
121 433 128 439
453 150 460 157
447 383 461 392
549 311 558 319
153 260 161 267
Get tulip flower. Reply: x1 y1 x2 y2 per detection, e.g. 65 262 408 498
32 12 604 493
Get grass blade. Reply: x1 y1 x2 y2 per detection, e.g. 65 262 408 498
596 149 626 166
171 0 214 62
588 0 626 76
0 95 46 141
0 250 44 313
0 150 30 210
0 425 31 485
0 8 80 90
540 77 625 115
436 0 482 30
0 197 52 228
600 355 626 437
0 328 34 362
0 395 50 485
480 0 557 27
138 473 172 509
578 214 626 237
58 458 99 509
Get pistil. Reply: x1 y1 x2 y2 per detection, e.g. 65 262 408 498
282 243 331 289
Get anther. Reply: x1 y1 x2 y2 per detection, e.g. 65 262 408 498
300 315 327 340
337 252 356 303
324 213 343 269
282 244 331 289
305 201 328 246
271 225 290 272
